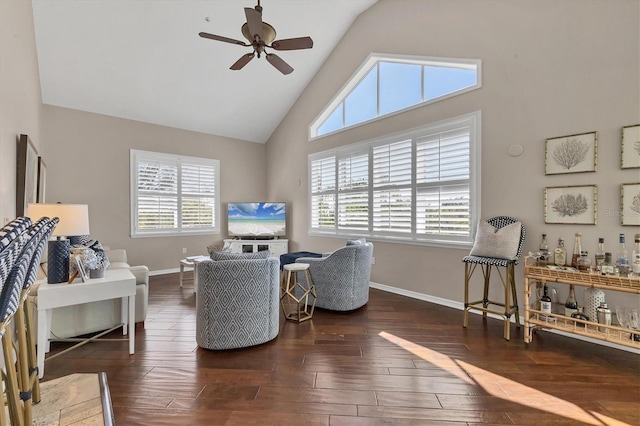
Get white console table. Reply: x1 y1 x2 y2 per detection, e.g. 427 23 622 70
36 268 136 378
224 239 288 257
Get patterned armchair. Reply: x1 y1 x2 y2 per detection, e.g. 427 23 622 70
196 257 280 350
296 242 373 311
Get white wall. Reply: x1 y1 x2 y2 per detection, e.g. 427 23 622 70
266 0 640 309
0 0 44 223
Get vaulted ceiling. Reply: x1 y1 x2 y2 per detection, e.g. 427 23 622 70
32 0 377 143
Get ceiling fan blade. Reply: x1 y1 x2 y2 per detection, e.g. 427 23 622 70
244 7 264 41
270 37 313 51
266 53 293 75
199 32 249 46
230 53 255 70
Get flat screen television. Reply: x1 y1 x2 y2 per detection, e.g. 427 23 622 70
227 202 286 238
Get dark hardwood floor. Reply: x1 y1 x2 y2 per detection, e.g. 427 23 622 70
43 274 639 425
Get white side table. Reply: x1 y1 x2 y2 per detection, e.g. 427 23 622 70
36 268 136 378
179 256 209 293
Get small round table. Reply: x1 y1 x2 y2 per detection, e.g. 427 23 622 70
280 263 316 322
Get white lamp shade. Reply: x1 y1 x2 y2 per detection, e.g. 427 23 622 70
27 203 90 236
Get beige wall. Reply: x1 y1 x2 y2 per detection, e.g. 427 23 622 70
42 106 267 271
0 0 43 223
266 0 640 307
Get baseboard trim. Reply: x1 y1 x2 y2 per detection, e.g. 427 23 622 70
369 281 640 354
149 268 180 277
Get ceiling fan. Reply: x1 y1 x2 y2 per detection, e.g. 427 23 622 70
199 0 313 75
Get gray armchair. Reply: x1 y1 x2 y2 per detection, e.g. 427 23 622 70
196 257 280 350
296 242 373 311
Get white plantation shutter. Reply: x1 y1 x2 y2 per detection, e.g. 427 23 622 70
416 127 471 237
338 154 369 230
308 111 479 246
131 150 220 236
372 140 412 233
310 157 336 229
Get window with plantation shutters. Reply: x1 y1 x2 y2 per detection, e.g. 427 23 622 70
131 150 220 237
309 111 480 247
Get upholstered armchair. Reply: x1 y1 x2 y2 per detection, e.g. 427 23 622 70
196 256 280 350
296 242 373 311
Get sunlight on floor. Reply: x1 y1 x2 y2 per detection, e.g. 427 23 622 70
378 331 630 426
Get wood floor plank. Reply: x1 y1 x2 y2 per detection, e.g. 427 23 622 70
39 273 639 425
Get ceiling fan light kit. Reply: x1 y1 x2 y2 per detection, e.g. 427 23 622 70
199 0 313 75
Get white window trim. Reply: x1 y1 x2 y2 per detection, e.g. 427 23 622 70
309 53 482 141
130 149 221 238
308 111 481 249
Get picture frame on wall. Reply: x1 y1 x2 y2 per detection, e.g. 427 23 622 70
37 156 46 203
621 124 640 169
621 183 640 226
16 134 39 216
545 131 597 175
545 185 597 225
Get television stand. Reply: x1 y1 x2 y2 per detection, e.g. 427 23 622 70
224 239 288 257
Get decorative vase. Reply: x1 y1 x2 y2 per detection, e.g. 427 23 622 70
90 268 105 278
583 287 605 323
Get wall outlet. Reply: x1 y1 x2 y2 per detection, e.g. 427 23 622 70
182 248 187 254
371 257 375 265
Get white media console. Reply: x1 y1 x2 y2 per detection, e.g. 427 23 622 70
224 239 288 257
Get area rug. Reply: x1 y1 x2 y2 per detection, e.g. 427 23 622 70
33 372 114 426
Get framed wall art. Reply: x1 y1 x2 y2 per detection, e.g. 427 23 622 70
545 131 597 175
621 183 640 226
545 185 597 225
16 134 39 216
621 124 640 169
37 156 46 203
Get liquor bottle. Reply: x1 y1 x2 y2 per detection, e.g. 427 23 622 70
540 284 552 322
594 238 605 271
615 234 629 276
564 284 578 317
554 238 567 266
577 251 591 272
632 234 640 277
539 234 549 266
571 233 582 268
600 253 617 275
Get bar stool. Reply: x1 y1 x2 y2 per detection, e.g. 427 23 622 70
0 228 30 426
462 216 526 340
280 263 316 322
14 217 58 425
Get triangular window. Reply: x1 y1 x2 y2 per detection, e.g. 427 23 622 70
311 54 481 139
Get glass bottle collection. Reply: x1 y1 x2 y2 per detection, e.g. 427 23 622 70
536 232 640 278
532 233 639 336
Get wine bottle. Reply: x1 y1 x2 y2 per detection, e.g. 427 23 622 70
564 284 578 316
540 284 552 322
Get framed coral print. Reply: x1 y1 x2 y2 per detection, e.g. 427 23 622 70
621 183 640 226
545 131 597 175
16 134 39 216
621 124 640 169
545 185 597 225
37 156 46 203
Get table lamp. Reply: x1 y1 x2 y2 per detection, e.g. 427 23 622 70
27 203 90 284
